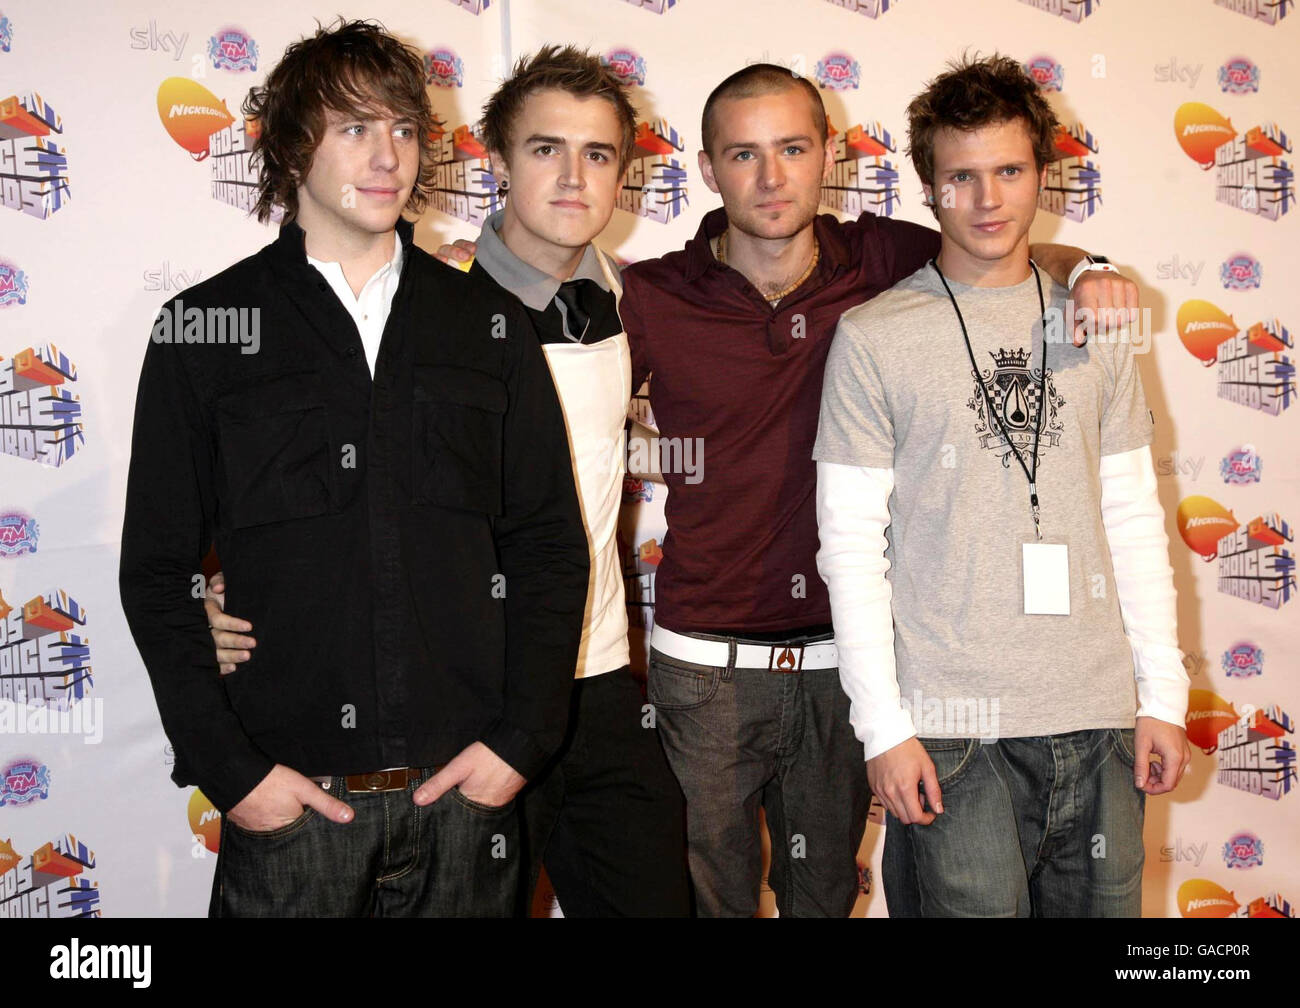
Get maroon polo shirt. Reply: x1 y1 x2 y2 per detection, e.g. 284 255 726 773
620 207 939 636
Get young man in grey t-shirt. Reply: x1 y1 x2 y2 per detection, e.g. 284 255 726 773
813 55 1191 917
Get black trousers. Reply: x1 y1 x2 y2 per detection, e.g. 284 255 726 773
518 665 692 917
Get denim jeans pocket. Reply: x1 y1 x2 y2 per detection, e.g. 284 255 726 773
916 737 980 788
647 651 720 711
1109 727 1138 768
450 786 515 816
226 805 317 841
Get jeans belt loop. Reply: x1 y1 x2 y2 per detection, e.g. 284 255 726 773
723 638 736 681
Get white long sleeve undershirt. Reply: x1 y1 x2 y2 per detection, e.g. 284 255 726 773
815 446 1188 761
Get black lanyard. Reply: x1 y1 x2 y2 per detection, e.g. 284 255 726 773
930 258 1050 540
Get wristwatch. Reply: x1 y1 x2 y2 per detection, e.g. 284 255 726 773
1068 253 1118 290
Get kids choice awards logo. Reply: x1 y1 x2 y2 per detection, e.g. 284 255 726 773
1220 253 1261 290
1222 642 1264 678
1179 497 1296 608
0 834 99 917
1218 57 1260 94
0 513 38 557
821 118 901 217
825 0 899 18
621 119 688 224
1217 701 1295 800
155 77 272 219
619 0 675 11
1186 690 1297 801
624 536 662 631
1218 513 1295 608
602 49 647 87
1023 56 1064 92
0 261 27 306
1234 893 1293 917
1174 103 1294 220
1176 300 1294 415
815 53 861 91
425 48 464 88
208 27 257 72
428 111 501 227
448 0 490 13
0 91 69 219
1215 0 1292 24
1040 122 1100 221
0 587 91 711
0 343 83 467
1019 0 1101 21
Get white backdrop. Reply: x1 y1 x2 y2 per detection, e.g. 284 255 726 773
0 0 1294 918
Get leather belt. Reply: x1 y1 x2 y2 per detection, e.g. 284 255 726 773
650 625 838 673
310 766 440 793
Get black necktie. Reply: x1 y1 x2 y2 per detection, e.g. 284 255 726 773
554 279 594 342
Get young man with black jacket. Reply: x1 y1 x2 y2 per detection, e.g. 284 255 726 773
118 20 588 917
211 45 692 918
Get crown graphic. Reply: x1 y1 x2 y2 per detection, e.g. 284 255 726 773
990 347 1031 370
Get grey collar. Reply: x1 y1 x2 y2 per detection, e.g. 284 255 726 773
473 209 610 312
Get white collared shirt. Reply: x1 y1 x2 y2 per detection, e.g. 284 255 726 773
307 231 403 377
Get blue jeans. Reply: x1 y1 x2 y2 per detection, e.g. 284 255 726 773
883 729 1146 917
648 641 870 918
210 768 519 917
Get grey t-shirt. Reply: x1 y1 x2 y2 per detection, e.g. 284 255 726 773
814 262 1154 739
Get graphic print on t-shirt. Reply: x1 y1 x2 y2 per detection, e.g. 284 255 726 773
968 347 1066 468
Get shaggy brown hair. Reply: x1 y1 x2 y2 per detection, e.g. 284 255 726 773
241 19 437 223
700 64 828 158
906 53 1059 189
479 45 638 171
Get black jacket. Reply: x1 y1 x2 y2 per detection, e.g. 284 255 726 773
118 219 589 812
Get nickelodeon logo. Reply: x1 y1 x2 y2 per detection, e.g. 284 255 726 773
1175 104 1237 168
156 78 235 161
1186 689 1238 752
1178 300 1238 365
188 788 220 854
1177 496 1239 559
1178 879 1240 918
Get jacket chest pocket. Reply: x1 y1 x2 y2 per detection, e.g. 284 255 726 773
412 365 507 515
216 372 337 529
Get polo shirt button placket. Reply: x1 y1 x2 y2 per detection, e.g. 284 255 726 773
767 315 790 354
